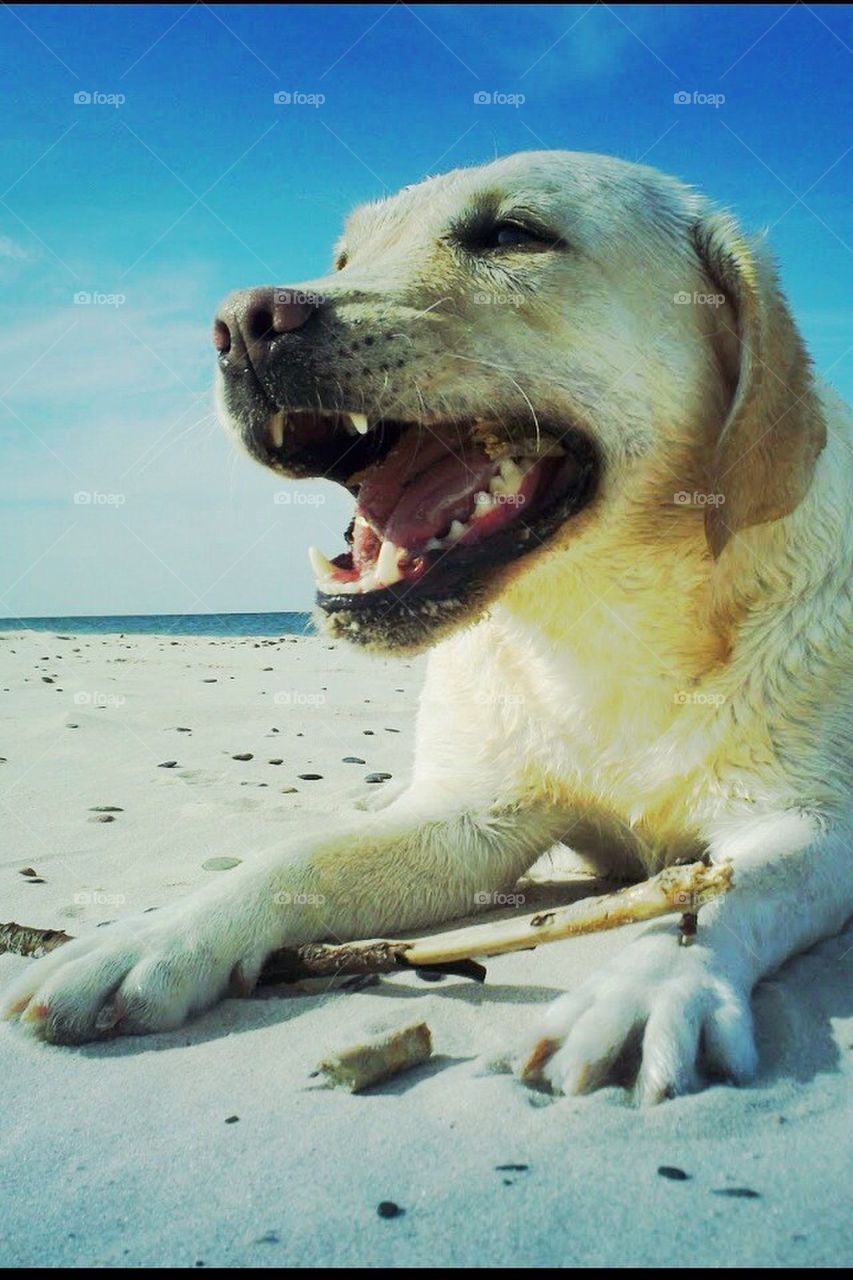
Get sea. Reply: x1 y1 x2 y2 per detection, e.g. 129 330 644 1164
0 613 315 637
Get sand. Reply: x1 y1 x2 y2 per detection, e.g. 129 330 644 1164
0 629 850 1268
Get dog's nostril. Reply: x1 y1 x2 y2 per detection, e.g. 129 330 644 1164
245 302 275 344
212 318 232 354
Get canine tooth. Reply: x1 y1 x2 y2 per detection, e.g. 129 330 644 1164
348 412 369 436
269 412 285 449
375 539 405 587
498 459 523 489
308 545 338 583
473 490 493 516
448 520 468 541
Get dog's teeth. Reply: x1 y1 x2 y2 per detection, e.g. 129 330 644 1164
269 412 285 449
375 539 405 587
308 545 338 584
348 412 369 436
473 491 493 516
448 520 467 542
498 459 523 488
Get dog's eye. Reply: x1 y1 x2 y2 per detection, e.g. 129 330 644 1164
335 253 348 271
490 223 543 249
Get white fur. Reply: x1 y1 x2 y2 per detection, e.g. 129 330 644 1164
5 152 851 1105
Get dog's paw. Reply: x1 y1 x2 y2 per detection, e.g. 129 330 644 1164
1 904 268 1044
515 932 757 1104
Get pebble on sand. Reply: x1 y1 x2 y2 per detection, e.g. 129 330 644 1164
203 857 242 871
376 1202 405 1219
158 761 179 768
298 773 323 780
365 773 392 783
232 753 253 761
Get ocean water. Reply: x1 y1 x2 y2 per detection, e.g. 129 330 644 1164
0 612 315 637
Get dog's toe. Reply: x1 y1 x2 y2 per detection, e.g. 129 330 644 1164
2 911 255 1044
514 932 757 1104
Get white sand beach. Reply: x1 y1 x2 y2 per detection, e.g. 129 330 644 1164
0 629 850 1268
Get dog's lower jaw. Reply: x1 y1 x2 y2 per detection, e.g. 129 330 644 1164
313 582 493 653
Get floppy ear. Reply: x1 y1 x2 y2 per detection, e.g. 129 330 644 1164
691 213 826 557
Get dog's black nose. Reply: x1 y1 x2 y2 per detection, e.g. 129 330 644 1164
213 286 316 370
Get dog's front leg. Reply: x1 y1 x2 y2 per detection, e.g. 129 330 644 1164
3 788 560 1044
516 811 853 1103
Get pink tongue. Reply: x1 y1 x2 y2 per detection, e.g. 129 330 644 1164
385 452 496 548
356 430 497 553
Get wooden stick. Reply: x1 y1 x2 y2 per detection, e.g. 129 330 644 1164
0 922 73 959
313 1020 432 1092
0 860 731 984
401 860 731 964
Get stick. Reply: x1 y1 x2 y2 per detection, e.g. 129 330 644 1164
313 1020 432 1092
0 860 731 983
0 922 73 958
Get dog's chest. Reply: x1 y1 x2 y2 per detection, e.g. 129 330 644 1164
418 616 730 858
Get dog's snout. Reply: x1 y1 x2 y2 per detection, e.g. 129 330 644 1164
213 286 316 370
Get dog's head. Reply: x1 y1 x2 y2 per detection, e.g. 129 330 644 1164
214 150 824 651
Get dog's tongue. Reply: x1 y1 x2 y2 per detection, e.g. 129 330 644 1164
356 430 497 553
310 426 552 595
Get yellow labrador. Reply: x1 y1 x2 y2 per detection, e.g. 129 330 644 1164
6 151 851 1104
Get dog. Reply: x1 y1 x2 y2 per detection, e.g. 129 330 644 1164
5 151 851 1104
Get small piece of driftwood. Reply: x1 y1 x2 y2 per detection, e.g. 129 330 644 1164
0 922 72 959
0 860 731 984
314 1020 432 1092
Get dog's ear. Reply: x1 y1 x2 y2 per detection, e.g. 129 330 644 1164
692 213 826 557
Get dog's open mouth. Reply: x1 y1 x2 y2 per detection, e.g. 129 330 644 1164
262 411 599 607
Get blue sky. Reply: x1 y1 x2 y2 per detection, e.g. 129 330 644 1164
1 3 850 617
